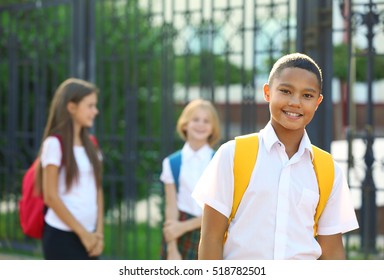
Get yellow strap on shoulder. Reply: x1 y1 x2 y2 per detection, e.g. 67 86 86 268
226 134 334 242
312 145 334 236
224 133 259 242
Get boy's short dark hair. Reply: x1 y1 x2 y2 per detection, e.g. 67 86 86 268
268 53 323 91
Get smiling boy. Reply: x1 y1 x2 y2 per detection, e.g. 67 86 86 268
192 53 359 260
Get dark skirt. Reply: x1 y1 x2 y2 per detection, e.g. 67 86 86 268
161 210 200 260
42 223 98 260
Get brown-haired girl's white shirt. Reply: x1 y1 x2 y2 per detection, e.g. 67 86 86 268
41 136 98 232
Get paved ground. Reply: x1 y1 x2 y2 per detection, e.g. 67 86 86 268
0 253 41 260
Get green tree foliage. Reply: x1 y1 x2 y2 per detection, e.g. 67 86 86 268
0 0 29 5
92 1 168 213
174 51 253 86
333 43 384 82
95 1 249 206
0 2 72 169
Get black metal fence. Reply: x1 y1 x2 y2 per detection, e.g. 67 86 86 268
0 0 383 259
337 0 384 259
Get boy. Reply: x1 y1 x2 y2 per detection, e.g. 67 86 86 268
192 53 359 260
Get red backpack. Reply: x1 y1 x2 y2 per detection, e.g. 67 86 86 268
19 159 47 239
19 134 99 239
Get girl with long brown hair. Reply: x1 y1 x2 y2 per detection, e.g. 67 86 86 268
35 78 104 259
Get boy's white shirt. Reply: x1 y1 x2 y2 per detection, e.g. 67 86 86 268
160 142 213 217
192 122 359 260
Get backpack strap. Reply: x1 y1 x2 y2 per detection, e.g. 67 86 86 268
228 134 335 240
169 150 182 191
312 145 334 236
89 134 99 148
224 133 259 242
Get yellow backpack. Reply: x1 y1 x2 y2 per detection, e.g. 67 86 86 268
229 133 334 238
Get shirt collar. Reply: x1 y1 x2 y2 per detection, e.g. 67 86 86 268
298 130 313 159
260 121 313 158
259 122 280 152
182 142 212 161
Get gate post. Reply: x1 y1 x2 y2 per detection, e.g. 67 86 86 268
71 0 95 82
296 0 333 151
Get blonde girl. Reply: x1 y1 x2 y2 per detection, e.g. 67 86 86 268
160 98 221 260
35 78 104 259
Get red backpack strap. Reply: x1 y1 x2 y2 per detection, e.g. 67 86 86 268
89 134 99 148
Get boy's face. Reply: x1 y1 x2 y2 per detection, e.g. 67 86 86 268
263 67 323 134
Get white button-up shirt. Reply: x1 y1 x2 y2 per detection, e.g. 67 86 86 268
193 122 359 259
160 143 214 217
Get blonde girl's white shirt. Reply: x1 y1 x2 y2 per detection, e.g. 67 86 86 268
192 122 359 260
41 136 98 232
160 143 214 217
